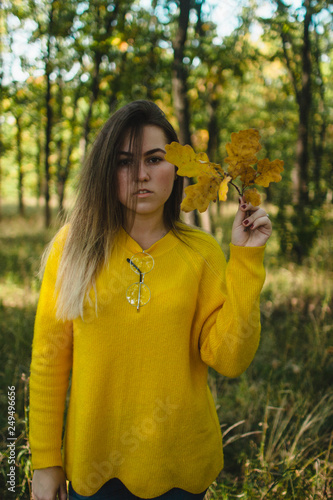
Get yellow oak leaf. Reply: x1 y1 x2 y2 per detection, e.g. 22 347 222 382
168 130 283 213
239 165 257 186
181 175 220 213
256 158 284 187
165 142 202 177
180 191 198 213
224 129 262 179
218 175 232 201
165 142 224 179
244 188 262 207
201 160 224 179
227 160 251 180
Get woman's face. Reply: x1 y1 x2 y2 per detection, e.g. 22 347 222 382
116 125 176 222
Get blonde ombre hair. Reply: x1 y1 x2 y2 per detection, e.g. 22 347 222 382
41 101 184 321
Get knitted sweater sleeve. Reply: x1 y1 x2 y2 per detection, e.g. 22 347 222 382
199 242 266 377
29 229 73 469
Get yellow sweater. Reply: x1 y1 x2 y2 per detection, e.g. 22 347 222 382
29 226 266 498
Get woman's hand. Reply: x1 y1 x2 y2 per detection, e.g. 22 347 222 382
231 197 272 247
32 466 67 500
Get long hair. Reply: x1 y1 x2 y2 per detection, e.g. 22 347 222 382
43 100 184 321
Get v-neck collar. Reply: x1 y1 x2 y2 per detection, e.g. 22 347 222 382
118 227 178 256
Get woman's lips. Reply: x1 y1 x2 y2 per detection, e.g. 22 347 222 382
133 189 153 197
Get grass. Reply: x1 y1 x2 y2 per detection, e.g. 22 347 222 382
206 202 333 499
0 204 58 499
0 201 332 499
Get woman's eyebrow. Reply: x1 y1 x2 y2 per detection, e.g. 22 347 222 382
118 151 133 156
144 148 166 156
118 148 166 156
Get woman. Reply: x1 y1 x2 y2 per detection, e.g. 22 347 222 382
30 100 271 500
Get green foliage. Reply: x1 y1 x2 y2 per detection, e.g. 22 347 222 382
275 201 325 264
256 0 333 262
2 0 332 258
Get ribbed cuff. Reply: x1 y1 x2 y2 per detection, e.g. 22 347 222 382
31 448 63 470
228 243 266 280
229 242 265 260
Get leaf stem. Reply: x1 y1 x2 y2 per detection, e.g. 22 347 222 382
229 181 242 196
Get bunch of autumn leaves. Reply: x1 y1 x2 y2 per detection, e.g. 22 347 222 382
164 129 284 212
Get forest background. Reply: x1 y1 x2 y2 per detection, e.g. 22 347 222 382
0 0 332 498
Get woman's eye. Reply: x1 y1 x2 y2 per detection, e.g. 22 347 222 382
147 156 162 165
118 158 132 167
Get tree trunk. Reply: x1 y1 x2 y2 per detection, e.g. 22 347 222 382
294 0 312 207
171 0 197 226
16 114 24 216
81 52 102 159
0 96 2 220
109 51 127 114
44 4 54 227
36 117 43 206
44 64 52 227
81 0 121 159
58 88 80 212
171 0 192 146
207 97 219 163
312 28 327 203
198 208 212 233
58 143 74 212
55 74 65 212
0 153 2 221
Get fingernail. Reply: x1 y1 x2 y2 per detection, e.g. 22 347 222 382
241 204 247 209
250 224 255 229
243 219 249 225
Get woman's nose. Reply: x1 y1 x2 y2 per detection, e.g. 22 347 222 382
138 161 150 181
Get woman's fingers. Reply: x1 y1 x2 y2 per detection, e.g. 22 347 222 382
58 481 68 500
234 197 253 225
242 209 270 228
232 196 272 247
239 197 260 214
238 198 270 228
